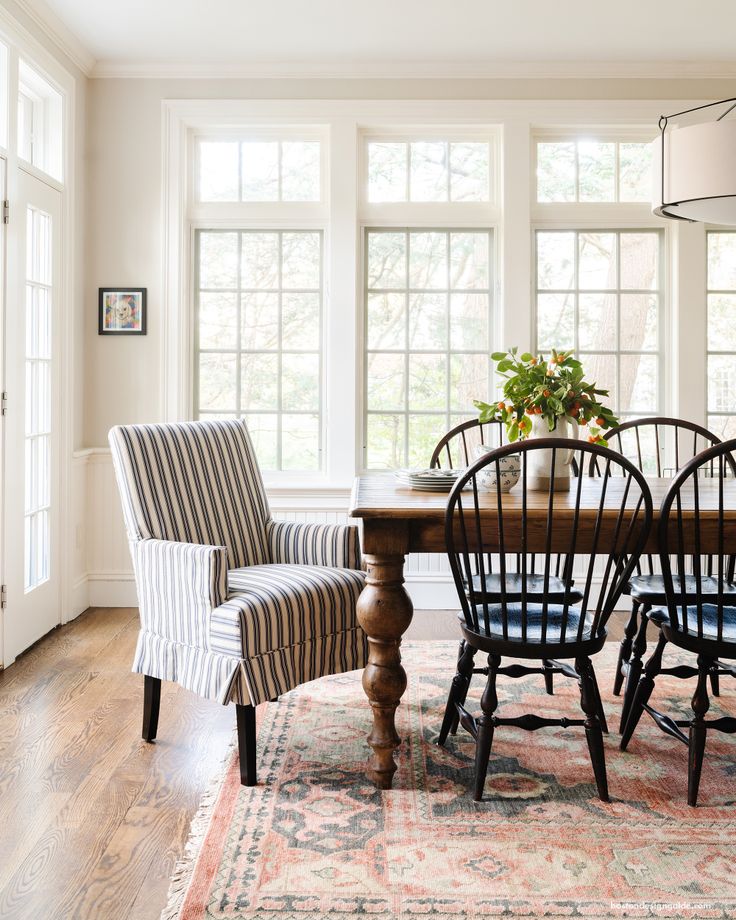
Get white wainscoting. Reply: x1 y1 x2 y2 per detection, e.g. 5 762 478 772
74 449 458 610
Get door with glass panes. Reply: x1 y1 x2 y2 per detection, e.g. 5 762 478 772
2 169 61 665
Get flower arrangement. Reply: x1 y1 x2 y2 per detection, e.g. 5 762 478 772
474 348 619 445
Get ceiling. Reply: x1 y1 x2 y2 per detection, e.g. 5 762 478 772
19 0 736 77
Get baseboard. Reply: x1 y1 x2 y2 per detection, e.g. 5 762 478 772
404 574 460 609
88 573 138 607
66 574 90 621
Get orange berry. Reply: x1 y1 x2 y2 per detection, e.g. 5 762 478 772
534 406 543 414
530 357 538 365
569 408 579 418
543 389 551 397
497 401 506 410
579 418 587 426
596 416 605 427
526 407 534 415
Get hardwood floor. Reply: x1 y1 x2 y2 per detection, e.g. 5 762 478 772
0 606 627 920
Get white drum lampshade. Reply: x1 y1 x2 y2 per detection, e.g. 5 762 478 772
652 105 736 226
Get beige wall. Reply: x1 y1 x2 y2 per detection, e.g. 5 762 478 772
83 74 736 447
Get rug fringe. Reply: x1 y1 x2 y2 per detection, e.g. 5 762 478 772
159 738 237 920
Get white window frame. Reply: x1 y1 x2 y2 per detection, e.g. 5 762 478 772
193 225 326 473
706 229 736 435
162 99 711 494
531 126 672 422
358 124 500 471
0 6 76 646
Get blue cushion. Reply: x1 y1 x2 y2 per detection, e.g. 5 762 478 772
647 603 736 641
465 602 593 644
630 575 736 602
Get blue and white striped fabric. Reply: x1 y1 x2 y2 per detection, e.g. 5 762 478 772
109 419 367 706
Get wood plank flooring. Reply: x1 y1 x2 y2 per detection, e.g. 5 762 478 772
0 606 627 920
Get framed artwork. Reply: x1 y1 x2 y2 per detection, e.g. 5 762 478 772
99 288 147 335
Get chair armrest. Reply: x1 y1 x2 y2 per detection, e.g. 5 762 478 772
132 539 228 647
266 519 362 570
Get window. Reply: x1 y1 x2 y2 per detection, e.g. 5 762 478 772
25 205 52 589
196 138 321 202
535 229 662 418
536 138 652 203
707 231 736 440
364 229 492 468
195 229 323 471
367 139 492 203
17 59 62 181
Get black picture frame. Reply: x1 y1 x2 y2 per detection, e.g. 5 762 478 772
98 288 147 335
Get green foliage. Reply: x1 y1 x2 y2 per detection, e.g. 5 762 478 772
474 348 619 446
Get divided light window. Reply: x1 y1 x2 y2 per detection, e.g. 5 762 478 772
707 231 736 440
195 230 323 471
535 229 663 419
196 138 321 202
536 138 652 203
364 229 492 468
367 139 492 203
17 59 63 181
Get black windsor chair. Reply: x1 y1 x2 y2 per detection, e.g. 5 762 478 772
439 438 652 802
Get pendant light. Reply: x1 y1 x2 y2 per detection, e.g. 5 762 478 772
652 98 736 225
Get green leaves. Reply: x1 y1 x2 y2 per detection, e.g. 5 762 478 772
483 346 619 442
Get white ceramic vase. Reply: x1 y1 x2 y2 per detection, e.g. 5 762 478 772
526 414 578 492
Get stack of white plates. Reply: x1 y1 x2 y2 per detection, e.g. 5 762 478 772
395 468 464 491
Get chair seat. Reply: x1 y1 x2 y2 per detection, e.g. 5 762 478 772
629 574 736 603
460 602 593 645
210 564 366 659
647 603 736 643
468 573 583 604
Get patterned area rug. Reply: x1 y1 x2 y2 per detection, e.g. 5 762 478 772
162 641 736 920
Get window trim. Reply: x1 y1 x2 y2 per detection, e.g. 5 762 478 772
193 226 326 473
163 99 697 489
532 226 666 420
362 225 494 470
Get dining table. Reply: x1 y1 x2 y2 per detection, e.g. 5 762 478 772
349 471 736 789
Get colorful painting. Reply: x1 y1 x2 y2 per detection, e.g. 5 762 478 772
98 288 147 335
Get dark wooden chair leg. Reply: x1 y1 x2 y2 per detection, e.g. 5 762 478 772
576 656 609 802
620 631 667 751
709 667 721 697
142 675 161 742
587 661 608 734
619 607 649 734
439 640 476 745
688 654 712 807
236 703 257 787
613 600 640 696
473 653 500 802
542 659 554 696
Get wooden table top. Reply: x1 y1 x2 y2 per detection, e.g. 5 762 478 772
350 472 736 521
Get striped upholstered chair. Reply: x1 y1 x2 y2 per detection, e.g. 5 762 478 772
108 419 367 786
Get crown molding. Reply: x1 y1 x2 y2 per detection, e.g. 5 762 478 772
90 58 736 81
10 0 95 76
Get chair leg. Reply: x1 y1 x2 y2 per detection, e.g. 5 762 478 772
576 656 609 802
542 659 554 696
474 653 501 802
620 631 667 751
142 675 161 742
438 640 476 746
236 704 257 787
588 661 608 734
709 666 721 698
613 600 640 696
619 607 649 734
688 654 712 807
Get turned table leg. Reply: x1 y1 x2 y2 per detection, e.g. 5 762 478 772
356 547 414 789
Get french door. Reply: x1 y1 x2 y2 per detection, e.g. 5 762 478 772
2 167 61 665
